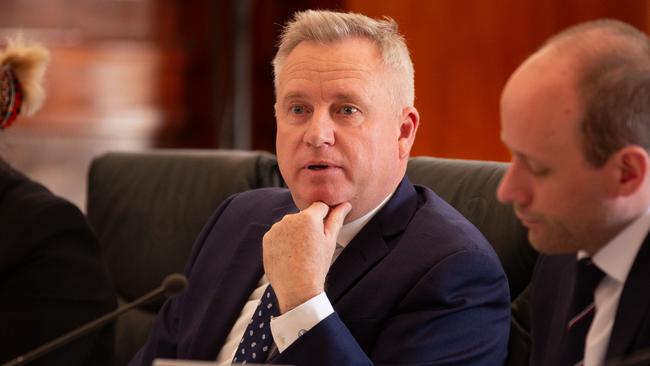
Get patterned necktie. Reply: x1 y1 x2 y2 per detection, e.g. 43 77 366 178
232 243 343 363
232 284 280 364
563 258 606 366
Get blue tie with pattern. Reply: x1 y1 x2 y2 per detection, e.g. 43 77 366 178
232 285 280 364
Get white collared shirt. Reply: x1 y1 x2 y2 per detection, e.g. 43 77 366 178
581 207 650 366
214 193 393 364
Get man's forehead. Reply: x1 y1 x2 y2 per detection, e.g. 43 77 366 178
281 65 374 83
501 57 586 161
277 44 382 100
501 120 588 174
280 39 382 75
505 46 579 93
504 51 581 118
277 80 372 107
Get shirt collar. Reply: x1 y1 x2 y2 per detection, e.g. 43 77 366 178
336 192 394 248
579 207 650 284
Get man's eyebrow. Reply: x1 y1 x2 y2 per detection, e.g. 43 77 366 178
280 91 366 104
281 92 307 102
512 151 550 169
331 92 363 102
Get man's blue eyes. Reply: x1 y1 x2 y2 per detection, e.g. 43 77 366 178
289 106 359 115
340 106 358 115
291 106 306 114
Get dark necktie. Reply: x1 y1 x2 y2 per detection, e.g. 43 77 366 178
232 284 280 364
231 243 343 364
563 258 606 366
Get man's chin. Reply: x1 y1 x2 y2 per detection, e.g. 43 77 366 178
528 231 576 255
292 191 347 210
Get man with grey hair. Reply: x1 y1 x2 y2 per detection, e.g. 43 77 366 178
498 19 650 366
131 9 509 366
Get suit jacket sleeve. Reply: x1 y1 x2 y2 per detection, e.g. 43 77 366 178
273 249 510 366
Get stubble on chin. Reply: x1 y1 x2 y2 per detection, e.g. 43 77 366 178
527 221 579 255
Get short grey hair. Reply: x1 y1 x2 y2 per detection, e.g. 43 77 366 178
272 9 415 105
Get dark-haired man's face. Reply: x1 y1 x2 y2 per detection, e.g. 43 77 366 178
496 52 614 255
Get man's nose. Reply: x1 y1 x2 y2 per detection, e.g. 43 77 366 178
497 162 532 206
303 109 335 147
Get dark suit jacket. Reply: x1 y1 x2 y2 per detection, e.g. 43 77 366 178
0 159 116 365
131 177 510 366
530 234 650 365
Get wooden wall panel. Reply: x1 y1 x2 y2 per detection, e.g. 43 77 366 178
251 0 343 153
344 0 650 161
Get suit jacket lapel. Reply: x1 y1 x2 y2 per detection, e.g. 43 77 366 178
326 177 418 303
189 223 266 359
190 203 297 359
606 232 650 358
531 254 578 365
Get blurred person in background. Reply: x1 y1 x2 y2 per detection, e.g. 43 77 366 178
0 38 116 365
497 20 650 366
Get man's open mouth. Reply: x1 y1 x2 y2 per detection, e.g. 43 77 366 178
307 164 330 170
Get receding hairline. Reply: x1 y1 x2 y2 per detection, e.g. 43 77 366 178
533 18 650 165
537 19 650 75
542 19 648 50
528 19 650 102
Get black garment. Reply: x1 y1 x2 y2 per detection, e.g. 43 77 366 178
530 235 650 366
0 159 116 365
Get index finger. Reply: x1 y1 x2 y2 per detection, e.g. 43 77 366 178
302 201 331 219
324 202 352 238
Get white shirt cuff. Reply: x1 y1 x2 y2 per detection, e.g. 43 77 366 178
269 292 334 353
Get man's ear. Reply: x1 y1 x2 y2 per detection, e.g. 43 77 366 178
398 106 420 159
609 146 650 196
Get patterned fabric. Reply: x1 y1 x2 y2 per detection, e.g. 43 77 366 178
233 285 280 364
0 66 23 130
564 258 606 366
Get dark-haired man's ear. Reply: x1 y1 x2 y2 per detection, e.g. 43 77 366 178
613 145 649 196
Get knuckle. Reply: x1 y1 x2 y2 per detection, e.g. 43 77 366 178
262 230 276 245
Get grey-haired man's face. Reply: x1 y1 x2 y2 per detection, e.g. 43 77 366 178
274 38 417 222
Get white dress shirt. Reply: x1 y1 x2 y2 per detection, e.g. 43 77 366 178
214 193 393 364
581 207 650 366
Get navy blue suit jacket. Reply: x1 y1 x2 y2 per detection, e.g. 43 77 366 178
130 178 510 366
530 234 650 365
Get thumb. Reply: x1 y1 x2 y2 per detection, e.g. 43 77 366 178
324 202 352 239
